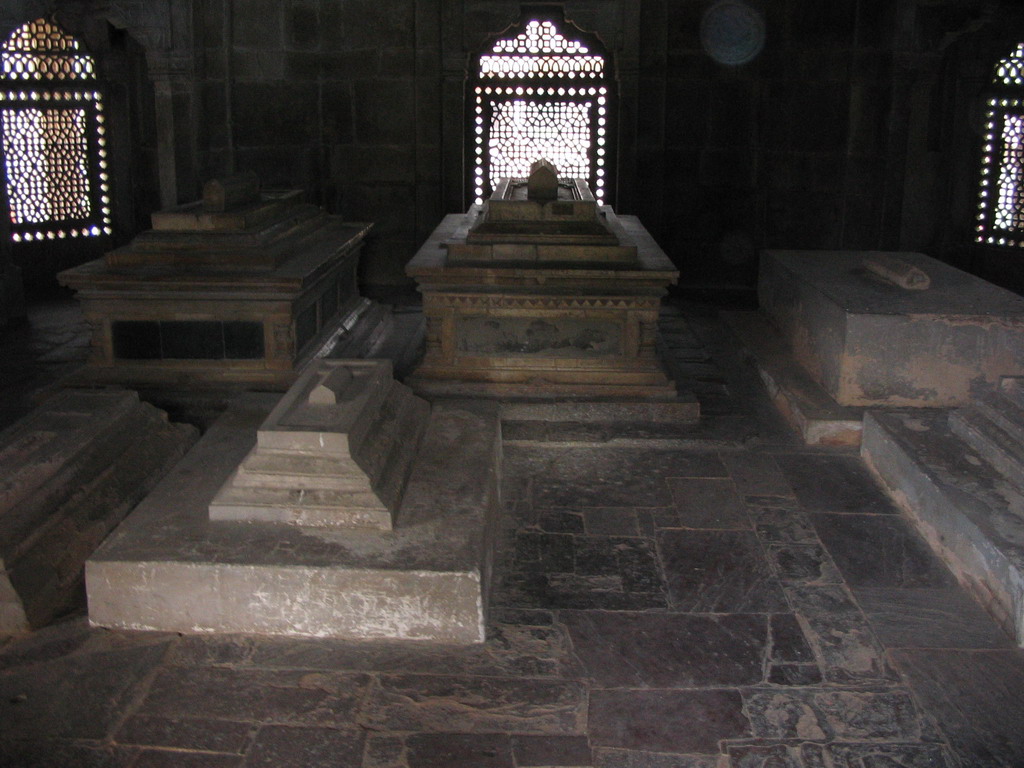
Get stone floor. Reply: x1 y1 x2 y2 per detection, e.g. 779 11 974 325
1 298 1023 766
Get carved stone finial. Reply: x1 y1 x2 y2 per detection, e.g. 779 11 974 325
202 171 260 212
308 366 357 405
527 159 558 201
862 254 931 291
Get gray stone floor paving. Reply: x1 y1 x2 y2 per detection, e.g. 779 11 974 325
0 299 1023 766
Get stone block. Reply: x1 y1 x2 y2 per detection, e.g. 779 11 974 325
0 390 196 633
760 250 1024 407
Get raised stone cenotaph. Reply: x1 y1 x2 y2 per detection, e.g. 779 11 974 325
406 161 679 398
58 173 376 395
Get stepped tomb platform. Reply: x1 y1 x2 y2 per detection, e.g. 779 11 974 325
406 166 679 399
58 172 376 394
87 361 500 644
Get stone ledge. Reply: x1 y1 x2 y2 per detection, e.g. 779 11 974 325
722 311 864 446
87 393 500 643
862 409 1024 645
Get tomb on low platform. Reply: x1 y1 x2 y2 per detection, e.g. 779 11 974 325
0 390 196 633
406 164 679 399
759 250 1024 408
87 360 499 643
58 173 377 394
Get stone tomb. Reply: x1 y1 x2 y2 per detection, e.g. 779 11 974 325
209 360 429 530
87 360 500 643
406 166 679 398
1 390 196 633
759 250 1024 408
58 173 376 394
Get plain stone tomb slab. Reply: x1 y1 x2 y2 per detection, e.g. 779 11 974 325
759 250 1024 407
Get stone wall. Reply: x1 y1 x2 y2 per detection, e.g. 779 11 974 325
3 0 1024 295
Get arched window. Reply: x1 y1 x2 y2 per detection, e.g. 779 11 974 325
0 18 111 244
976 42 1024 247
469 10 612 206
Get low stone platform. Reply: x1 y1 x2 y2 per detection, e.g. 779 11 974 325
862 386 1024 645
760 250 1024 407
723 310 864 446
86 393 500 643
1 390 196 633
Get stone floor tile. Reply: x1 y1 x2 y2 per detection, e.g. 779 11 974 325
136 667 370 726
592 748 717 767
536 510 586 534
405 733 514 768
0 740 135 768
362 733 408 768
495 532 667 611
769 613 816 664
668 478 751 529
723 743 802 768
242 725 363 767
582 508 640 537
515 532 576 572
360 674 587 734
0 643 168 741
811 514 956 589
132 750 244 768
494 572 667 611
196 622 577 679
744 688 922 742
766 663 824 686
0 616 93 672
854 587 1013 649
588 689 749 753
659 529 789 612
784 585 895 684
765 543 844 586
115 715 252 753
773 453 898 514
563 611 768 687
720 451 795 499
750 506 819 546
824 742 956 768
890 648 1024 767
511 734 592 766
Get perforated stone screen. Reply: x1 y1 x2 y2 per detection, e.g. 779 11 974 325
0 18 110 243
976 43 1024 248
470 17 610 206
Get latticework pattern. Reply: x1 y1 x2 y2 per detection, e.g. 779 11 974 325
995 43 1024 87
1 19 110 242
2 107 91 224
471 17 609 205
488 100 592 188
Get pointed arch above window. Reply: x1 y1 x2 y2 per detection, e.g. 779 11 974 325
0 18 111 243
468 9 613 207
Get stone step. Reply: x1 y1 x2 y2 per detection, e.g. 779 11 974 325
234 451 373 492
208 483 390 530
973 378 1024 447
862 409 1024 645
948 406 1024 489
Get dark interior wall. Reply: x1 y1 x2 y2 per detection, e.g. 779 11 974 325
192 0 440 287
189 0 636 288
